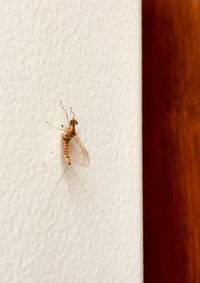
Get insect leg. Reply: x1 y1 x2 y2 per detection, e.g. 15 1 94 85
49 143 60 155
70 166 117 234
38 166 68 224
70 107 75 119
60 100 69 124
45 120 63 131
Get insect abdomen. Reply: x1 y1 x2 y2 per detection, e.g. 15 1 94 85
61 138 71 165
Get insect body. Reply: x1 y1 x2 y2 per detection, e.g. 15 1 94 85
61 102 89 167
61 117 78 165
46 101 89 168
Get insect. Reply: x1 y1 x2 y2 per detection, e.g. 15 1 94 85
42 102 115 233
46 100 89 168
38 101 90 222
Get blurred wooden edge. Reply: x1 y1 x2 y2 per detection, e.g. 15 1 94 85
143 1 200 282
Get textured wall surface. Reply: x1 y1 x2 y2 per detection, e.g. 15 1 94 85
0 1 142 282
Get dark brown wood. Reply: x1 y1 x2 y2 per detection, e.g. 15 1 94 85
143 1 200 282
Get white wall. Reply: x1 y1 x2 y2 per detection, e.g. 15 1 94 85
0 1 142 282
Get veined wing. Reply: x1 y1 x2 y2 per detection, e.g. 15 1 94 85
68 134 89 167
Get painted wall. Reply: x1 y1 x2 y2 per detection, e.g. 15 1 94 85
0 1 142 282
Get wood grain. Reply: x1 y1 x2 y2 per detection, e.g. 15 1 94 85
143 1 200 282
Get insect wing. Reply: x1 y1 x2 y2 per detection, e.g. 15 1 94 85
68 134 89 167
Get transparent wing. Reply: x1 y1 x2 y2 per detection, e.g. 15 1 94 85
68 134 89 167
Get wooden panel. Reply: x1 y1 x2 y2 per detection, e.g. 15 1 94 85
143 1 200 282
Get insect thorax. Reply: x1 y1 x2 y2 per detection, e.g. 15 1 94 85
62 125 76 142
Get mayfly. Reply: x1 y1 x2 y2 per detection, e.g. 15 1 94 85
38 101 90 222
46 100 89 168
43 101 114 233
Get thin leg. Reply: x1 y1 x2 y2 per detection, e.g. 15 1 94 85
60 100 69 124
70 106 75 119
45 120 63 131
37 166 67 224
49 143 60 154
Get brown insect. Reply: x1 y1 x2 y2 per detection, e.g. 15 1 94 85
38 102 90 224
46 100 89 168
43 104 115 232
